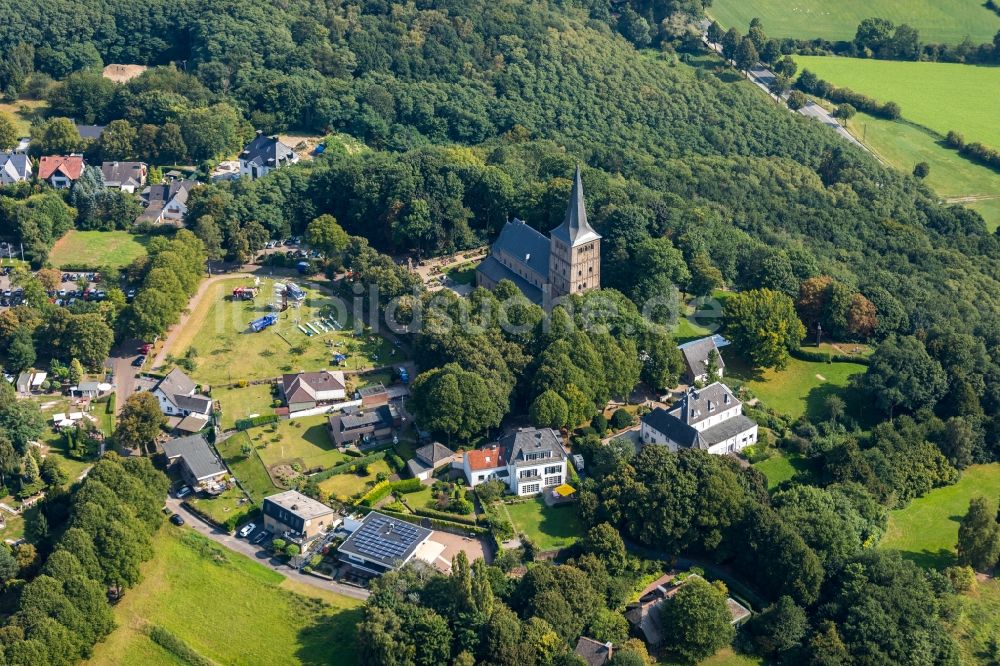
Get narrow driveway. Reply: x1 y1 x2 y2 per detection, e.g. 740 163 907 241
108 338 142 415
164 495 369 601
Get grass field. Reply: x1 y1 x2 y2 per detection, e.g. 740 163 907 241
949 578 1000 665
725 353 869 422
213 384 276 431
709 0 1000 43
255 415 351 472
795 57 1000 148
503 497 585 551
753 451 809 490
165 277 404 386
216 431 281 502
87 528 363 666
0 99 47 136
185 485 251 525
49 230 150 269
881 464 1000 569
318 460 392 500
660 647 762 666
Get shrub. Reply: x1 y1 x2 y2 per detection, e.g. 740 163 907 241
610 408 635 430
943 565 976 593
285 543 300 556
359 480 392 507
270 538 286 552
235 414 279 430
591 413 608 435
386 453 405 470
390 478 424 494
148 626 213 666
312 451 387 480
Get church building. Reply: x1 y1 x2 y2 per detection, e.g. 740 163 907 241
476 165 601 306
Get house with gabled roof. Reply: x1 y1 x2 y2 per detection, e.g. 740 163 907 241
280 370 346 413
476 165 601 307
405 442 455 480
678 335 728 384
150 368 213 427
162 433 226 492
138 179 197 226
640 382 757 455
574 637 613 666
101 161 147 192
0 152 32 185
239 132 298 180
462 427 568 496
38 155 85 188
328 403 401 447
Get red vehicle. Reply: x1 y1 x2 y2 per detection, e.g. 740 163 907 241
138 343 153 354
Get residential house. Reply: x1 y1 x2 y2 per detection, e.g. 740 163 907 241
574 638 613 666
29 372 47 392
0 152 32 185
678 335 728 384
138 179 197 226
162 434 227 492
101 161 147 192
337 511 433 575
476 165 600 306
280 370 346 413
327 403 401 447
37 155 85 188
71 381 106 398
625 574 751 647
640 383 757 456
405 442 454 481
262 490 335 543
239 132 298 180
150 368 213 427
462 427 567 496
74 124 105 141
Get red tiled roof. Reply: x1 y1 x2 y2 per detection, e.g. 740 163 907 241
38 155 85 181
466 444 506 471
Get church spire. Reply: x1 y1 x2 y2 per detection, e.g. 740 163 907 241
551 164 601 247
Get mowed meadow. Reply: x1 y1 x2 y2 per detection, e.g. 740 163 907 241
794 56 1000 147
709 0 1000 43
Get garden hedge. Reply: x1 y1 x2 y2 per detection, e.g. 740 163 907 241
790 347 870 366
311 451 387 481
235 414 279 431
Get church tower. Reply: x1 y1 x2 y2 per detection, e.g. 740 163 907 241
548 165 601 298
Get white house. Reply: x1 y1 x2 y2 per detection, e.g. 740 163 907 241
280 370 346 413
462 427 567 496
138 179 197 226
150 368 213 423
239 132 298 180
678 335 728 384
640 382 757 456
101 161 147 192
0 152 32 185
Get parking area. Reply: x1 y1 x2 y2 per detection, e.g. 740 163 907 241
421 530 490 572
0 269 116 308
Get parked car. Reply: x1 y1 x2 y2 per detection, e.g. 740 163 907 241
175 485 192 499
169 513 185 526
132 355 145 367
238 523 256 538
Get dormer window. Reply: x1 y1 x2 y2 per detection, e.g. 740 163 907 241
708 400 715 412
724 393 731 404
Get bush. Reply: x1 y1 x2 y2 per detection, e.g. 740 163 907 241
313 451 387 480
148 626 213 666
235 414 279 430
412 506 480 525
359 480 392 507
286 543 300 556
387 453 405 471
610 408 635 430
944 565 976 593
591 413 608 435
270 538 286 552
390 478 423 494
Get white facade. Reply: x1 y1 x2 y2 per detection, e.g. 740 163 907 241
462 429 568 496
641 383 758 456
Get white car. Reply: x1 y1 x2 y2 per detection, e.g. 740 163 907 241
238 523 256 538
175 486 192 499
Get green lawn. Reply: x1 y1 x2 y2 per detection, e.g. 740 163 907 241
753 451 809 490
709 0 1000 43
185 485 253 526
318 460 392 501
660 647 762 666
0 99 47 136
49 230 150 269
87 528 363 666
213 384 276 430
215 432 281 502
445 262 478 285
881 464 1000 569
724 352 868 422
949 578 1000 665
503 497 585 551
967 197 1000 233
795 57 1000 148
164 277 405 386
255 415 351 472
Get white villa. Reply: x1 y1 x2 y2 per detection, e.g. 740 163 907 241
640 382 757 455
462 427 567 496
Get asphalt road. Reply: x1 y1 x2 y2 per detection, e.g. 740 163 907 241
107 338 144 415
164 495 370 601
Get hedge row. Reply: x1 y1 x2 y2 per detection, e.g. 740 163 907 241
412 506 481 526
796 71 900 120
312 451 388 481
359 480 392 507
946 131 1000 172
105 393 116 414
379 508 489 536
790 347 871 366
390 477 424 494
235 414 279 431
182 500 259 533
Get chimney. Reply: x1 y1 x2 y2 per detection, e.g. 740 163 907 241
605 642 614 660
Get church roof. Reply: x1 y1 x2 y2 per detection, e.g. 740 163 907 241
492 218 551 277
550 165 601 247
